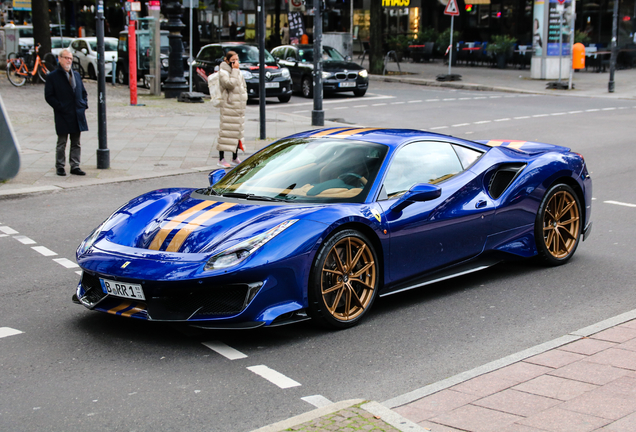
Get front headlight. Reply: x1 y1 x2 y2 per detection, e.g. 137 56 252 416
161 58 169 68
241 70 253 80
322 71 332 79
205 219 298 271
79 221 106 255
358 69 368 78
281 67 291 79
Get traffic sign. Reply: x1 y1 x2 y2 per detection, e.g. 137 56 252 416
290 0 305 12
444 0 460 16
557 0 566 4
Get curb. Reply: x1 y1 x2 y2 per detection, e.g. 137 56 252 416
368 74 540 95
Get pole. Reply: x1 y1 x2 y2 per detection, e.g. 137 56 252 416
448 16 454 76
558 8 563 84
312 0 324 127
568 0 576 90
608 0 619 92
96 0 110 169
258 0 266 139
188 0 193 93
128 2 138 105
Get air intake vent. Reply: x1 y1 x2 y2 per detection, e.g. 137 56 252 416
488 164 526 199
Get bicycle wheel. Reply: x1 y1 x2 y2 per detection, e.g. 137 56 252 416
72 57 85 79
43 53 58 72
37 61 50 83
6 58 26 87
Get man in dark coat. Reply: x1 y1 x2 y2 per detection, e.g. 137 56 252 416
44 48 89 176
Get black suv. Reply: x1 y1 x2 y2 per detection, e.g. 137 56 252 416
192 42 292 103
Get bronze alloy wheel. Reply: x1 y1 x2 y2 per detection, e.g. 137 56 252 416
309 229 379 329
536 184 582 265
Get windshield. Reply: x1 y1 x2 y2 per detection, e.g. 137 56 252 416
211 138 388 203
230 45 275 64
89 40 118 52
298 46 346 62
51 38 72 49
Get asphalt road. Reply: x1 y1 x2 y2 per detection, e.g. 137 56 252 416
1 83 635 432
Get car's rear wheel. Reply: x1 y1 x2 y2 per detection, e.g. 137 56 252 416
308 229 379 329
302 76 312 98
535 184 582 266
88 63 96 80
117 63 128 84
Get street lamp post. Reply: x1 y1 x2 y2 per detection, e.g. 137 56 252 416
96 0 109 169
163 1 189 98
608 0 619 92
311 0 324 127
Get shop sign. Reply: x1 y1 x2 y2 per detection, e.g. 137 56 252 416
382 0 421 9
12 0 31 11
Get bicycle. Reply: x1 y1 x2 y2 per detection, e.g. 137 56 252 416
6 44 55 87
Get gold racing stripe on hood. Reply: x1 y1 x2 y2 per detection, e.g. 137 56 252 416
484 140 527 149
148 201 217 250
507 141 527 149
484 140 504 147
310 128 356 137
330 127 380 137
165 202 237 252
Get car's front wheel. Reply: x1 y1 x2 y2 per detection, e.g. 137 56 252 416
117 64 128 84
302 76 313 98
353 88 367 97
308 229 379 329
278 95 291 103
535 183 582 266
88 63 96 80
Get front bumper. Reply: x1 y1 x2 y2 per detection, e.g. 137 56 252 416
246 79 293 98
323 78 368 93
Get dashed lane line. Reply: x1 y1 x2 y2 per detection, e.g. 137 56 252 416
247 365 302 389
202 341 248 360
13 235 36 245
32 246 57 257
0 226 18 235
302 395 333 408
53 258 80 269
0 327 23 339
605 200 636 208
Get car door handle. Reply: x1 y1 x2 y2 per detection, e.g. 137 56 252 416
475 200 487 209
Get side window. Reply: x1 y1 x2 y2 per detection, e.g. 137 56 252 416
271 47 282 58
287 48 298 61
452 144 483 169
198 47 213 61
383 141 463 199
71 40 80 50
213 46 225 61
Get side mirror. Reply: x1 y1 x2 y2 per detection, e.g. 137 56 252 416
208 169 226 186
390 183 441 213
81 48 88 55
345 55 352 61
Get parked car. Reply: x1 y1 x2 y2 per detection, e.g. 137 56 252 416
271 44 368 97
117 29 173 87
50 36 75 56
192 42 292 103
68 37 118 79
73 128 592 330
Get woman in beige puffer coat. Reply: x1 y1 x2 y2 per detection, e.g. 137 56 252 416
217 50 248 168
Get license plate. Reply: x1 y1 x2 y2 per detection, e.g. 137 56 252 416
265 82 279 88
100 278 146 300
339 82 356 88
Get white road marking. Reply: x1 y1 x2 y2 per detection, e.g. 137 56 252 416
586 108 600 112
390 101 405 105
494 118 510 122
32 246 57 257
202 341 248 360
443 98 456 101
407 100 422 103
0 234 8 238
459 97 471 100
568 111 583 114
474 120 491 124
53 258 79 269
452 123 470 128
489 96 501 99
265 95 394 110
0 226 19 235
605 200 636 208
0 327 23 339
76 270 83 276
332 106 348 110
551 112 567 116
353 105 367 108
514 116 531 119
602 107 616 111
371 103 386 106
425 98 440 102
302 395 333 408
247 365 301 388
293 110 309 114
430 126 448 130
474 97 487 100
533 114 549 117
13 235 36 245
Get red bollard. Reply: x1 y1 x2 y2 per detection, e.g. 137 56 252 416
572 43 585 70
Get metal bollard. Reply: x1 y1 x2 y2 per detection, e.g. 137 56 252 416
111 59 116 85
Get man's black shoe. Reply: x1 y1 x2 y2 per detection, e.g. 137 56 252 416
70 168 86 176
56 168 66 176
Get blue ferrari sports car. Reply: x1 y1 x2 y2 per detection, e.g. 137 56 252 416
74 128 592 329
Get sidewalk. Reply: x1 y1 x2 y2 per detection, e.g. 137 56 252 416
254 310 636 432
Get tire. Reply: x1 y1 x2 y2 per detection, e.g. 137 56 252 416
43 53 57 72
142 75 150 89
37 61 50 83
278 94 291 103
88 63 96 80
6 57 26 87
307 229 379 329
117 64 128 85
535 184 582 266
353 88 367 97
301 76 312 98
72 58 85 79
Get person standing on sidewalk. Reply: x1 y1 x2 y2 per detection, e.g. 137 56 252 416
217 50 247 168
44 48 89 176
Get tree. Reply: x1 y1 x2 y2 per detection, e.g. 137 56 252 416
369 0 383 74
32 0 51 57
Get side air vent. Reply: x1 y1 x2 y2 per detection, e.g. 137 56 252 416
488 163 526 199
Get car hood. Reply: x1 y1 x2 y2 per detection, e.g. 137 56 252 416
323 61 364 72
95 189 322 255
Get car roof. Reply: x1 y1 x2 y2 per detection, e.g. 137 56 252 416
290 128 489 151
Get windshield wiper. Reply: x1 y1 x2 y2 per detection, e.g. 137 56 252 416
222 192 286 202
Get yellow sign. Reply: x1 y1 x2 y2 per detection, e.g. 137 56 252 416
13 0 31 11
383 0 410 6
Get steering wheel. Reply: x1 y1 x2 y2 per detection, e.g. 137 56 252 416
338 172 366 188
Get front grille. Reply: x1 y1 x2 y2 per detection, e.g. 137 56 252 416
335 72 358 80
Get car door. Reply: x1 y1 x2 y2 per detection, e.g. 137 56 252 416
74 40 90 72
376 141 495 283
